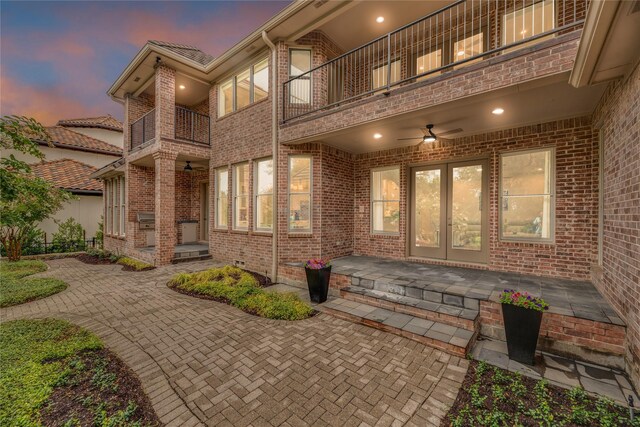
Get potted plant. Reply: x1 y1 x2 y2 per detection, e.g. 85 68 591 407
499 289 549 365
304 259 331 303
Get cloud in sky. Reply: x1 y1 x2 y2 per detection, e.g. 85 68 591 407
1 1 289 125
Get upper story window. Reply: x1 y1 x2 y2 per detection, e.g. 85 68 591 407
371 167 400 234
233 163 249 230
372 60 401 90
288 155 312 232
218 57 269 117
500 148 555 242
289 49 312 104
254 158 273 232
215 168 228 229
503 0 555 45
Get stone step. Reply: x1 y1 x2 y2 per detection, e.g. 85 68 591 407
341 286 478 331
172 254 212 264
350 275 484 310
321 298 477 358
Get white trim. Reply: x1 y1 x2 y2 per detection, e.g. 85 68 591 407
370 166 401 235
232 162 250 231
254 157 274 232
288 155 313 233
215 168 229 230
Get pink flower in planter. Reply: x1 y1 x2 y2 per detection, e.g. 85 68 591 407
305 259 330 270
499 289 549 312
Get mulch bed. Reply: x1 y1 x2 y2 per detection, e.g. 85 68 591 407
244 269 272 288
40 348 160 427
75 254 113 265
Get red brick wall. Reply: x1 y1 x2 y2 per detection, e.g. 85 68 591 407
125 164 155 251
592 64 640 390
354 117 599 280
321 146 354 259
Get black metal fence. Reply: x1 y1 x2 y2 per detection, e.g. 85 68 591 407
1 238 98 257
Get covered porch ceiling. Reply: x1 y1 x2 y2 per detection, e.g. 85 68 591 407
130 153 209 172
292 72 607 154
139 72 210 107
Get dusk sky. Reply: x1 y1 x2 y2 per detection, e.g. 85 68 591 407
1 1 289 125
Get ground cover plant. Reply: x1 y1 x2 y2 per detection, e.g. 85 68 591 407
0 319 160 426
117 257 154 272
444 360 639 427
0 260 67 307
169 265 314 320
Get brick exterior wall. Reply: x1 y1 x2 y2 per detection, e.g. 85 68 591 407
592 64 640 390
353 117 598 280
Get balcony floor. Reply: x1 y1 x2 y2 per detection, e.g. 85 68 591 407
323 255 623 325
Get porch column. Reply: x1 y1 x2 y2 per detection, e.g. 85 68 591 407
153 151 177 265
154 64 175 141
125 162 154 252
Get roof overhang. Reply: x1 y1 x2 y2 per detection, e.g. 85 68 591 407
90 158 126 180
570 0 640 87
108 0 354 100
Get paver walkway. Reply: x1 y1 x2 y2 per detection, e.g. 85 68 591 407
0 258 468 427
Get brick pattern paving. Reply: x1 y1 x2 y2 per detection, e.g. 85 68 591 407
0 258 468 426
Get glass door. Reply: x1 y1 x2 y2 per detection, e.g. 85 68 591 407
201 183 209 241
410 160 488 263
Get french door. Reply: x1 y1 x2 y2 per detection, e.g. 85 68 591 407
410 159 488 263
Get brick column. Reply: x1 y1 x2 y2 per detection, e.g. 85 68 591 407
155 64 175 141
154 151 177 265
125 163 155 252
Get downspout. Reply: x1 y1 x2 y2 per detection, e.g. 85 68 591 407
262 30 279 283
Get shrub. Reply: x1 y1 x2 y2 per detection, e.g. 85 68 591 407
169 266 313 320
116 257 153 271
51 218 85 252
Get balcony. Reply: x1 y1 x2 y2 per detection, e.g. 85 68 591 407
130 107 210 151
283 0 588 122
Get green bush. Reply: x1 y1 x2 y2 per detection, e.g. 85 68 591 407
170 265 313 320
52 218 85 252
0 260 67 307
116 257 153 271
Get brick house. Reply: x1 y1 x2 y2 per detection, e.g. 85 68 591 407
95 1 639 390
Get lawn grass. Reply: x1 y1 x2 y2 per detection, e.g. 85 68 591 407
169 265 314 320
116 257 154 271
444 360 639 427
0 319 159 426
0 260 67 307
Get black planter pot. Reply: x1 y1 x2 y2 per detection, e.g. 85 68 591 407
501 303 543 365
304 266 331 303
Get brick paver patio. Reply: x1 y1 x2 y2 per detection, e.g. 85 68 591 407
0 258 468 427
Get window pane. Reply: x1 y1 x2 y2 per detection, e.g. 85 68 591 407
289 194 311 231
504 0 555 45
219 79 233 116
372 168 400 201
236 69 251 110
372 201 400 233
453 33 484 61
502 195 552 239
234 164 249 229
253 59 269 102
451 165 483 251
289 157 311 192
416 50 442 75
502 150 552 195
415 169 441 247
216 170 228 228
372 60 401 89
290 49 311 76
256 159 273 195
256 195 273 230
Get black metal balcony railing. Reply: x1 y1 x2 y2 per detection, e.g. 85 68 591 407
175 106 210 145
130 109 155 150
283 0 588 121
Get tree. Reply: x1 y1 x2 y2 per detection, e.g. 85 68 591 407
0 116 73 260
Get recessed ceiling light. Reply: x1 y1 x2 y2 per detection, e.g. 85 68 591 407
179 85 186 90
492 107 504 115
376 16 384 23
373 133 383 139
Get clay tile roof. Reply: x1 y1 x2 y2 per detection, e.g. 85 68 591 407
30 159 103 193
57 114 123 131
149 40 215 66
42 126 122 156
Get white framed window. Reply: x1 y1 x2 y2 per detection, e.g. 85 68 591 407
503 0 555 45
372 59 401 90
215 168 228 229
416 50 442 78
453 33 484 62
218 57 270 117
371 167 400 234
500 147 555 242
289 48 312 104
113 179 119 236
233 163 249 230
254 158 273 232
104 180 111 235
120 177 126 237
288 155 312 232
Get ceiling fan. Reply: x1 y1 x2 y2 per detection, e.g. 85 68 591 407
397 124 463 145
